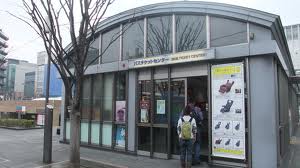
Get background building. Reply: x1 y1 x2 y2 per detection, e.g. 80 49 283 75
24 71 35 99
0 29 8 98
4 59 36 100
35 51 62 98
284 24 300 74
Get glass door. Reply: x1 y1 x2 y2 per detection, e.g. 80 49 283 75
170 79 186 157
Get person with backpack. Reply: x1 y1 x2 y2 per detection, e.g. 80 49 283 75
177 105 197 168
191 101 204 165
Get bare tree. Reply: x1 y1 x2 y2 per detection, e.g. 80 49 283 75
10 0 120 165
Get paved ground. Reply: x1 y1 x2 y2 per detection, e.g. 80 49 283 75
0 127 300 168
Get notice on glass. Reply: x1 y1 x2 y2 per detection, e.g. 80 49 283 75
156 100 166 114
140 109 149 123
211 63 246 160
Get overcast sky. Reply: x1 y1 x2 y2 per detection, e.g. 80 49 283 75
1 0 300 64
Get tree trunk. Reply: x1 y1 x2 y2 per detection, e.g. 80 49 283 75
69 104 81 165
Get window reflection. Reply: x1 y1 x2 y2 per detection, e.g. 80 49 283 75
211 17 247 47
147 16 172 56
85 39 99 66
176 15 206 52
102 27 120 63
123 20 144 60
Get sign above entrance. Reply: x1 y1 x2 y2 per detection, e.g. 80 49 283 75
128 49 215 69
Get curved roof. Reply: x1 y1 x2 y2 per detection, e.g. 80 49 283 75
93 1 293 75
96 1 279 32
63 1 293 75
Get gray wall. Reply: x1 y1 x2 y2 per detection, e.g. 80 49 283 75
249 56 278 168
128 70 136 152
278 65 290 159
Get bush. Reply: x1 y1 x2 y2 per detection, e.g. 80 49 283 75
0 119 35 128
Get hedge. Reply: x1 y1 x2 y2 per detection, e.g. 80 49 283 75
0 119 35 128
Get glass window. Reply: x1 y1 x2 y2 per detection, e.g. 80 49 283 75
286 27 292 40
138 127 150 151
171 80 185 154
101 27 120 63
154 80 168 124
115 125 126 148
293 25 298 40
176 15 206 52
123 20 144 60
102 123 112 146
138 80 151 123
85 39 100 66
116 72 126 101
210 17 247 47
91 122 100 145
116 72 126 123
147 16 172 57
153 128 168 153
80 122 89 143
103 73 114 121
92 74 102 121
81 76 91 119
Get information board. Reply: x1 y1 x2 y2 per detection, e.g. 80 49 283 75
211 62 246 160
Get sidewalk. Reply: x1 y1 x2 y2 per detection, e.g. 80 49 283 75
39 145 222 168
43 125 300 168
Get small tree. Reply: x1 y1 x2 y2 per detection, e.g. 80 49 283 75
14 0 117 165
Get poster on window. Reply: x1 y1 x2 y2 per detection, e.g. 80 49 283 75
140 100 150 123
116 101 126 122
156 100 165 114
211 62 246 160
115 125 126 148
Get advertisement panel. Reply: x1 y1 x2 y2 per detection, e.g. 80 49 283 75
211 62 245 160
116 101 126 122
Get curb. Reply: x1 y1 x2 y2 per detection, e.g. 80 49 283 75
81 158 128 168
0 126 44 130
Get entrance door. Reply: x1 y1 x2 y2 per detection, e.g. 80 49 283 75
171 77 209 160
187 77 209 160
171 79 186 157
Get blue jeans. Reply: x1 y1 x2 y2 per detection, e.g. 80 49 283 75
194 127 201 162
180 139 193 164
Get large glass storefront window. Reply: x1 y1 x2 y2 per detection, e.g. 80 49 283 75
154 80 168 124
210 17 247 47
123 20 144 60
176 15 206 52
103 73 114 121
91 74 102 145
147 16 172 57
115 72 127 149
81 77 91 119
92 74 102 121
101 27 120 63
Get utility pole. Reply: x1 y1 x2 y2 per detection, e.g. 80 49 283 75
43 16 53 164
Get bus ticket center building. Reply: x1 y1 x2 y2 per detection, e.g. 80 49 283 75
60 2 299 168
